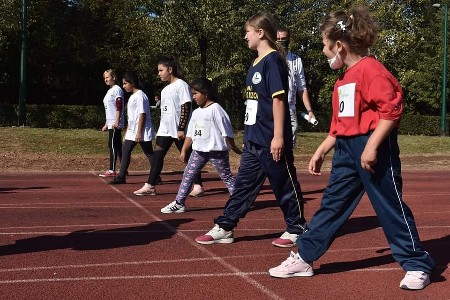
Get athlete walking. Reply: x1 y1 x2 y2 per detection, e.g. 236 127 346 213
269 5 435 290
99 69 124 178
160 78 241 213
133 57 203 196
195 11 307 247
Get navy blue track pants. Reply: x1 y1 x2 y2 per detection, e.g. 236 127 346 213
215 141 306 234
298 130 435 273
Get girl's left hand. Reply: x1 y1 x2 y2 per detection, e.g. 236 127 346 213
361 148 377 173
270 137 284 162
180 151 187 163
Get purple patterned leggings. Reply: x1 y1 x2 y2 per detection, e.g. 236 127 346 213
175 150 236 204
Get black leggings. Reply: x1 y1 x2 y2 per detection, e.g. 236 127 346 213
108 128 122 171
117 139 153 179
147 136 202 186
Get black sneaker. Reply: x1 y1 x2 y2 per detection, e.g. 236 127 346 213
108 177 126 184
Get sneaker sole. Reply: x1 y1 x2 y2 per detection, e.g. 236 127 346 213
195 238 234 245
272 242 296 248
189 192 205 197
399 278 430 290
268 270 314 278
133 192 156 196
160 209 186 214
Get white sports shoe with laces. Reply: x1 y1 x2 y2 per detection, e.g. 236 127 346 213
160 201 186 213
269 251 314 278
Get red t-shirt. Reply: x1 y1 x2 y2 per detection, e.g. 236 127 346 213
329 56 403 137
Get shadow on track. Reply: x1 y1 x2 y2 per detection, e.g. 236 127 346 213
0 218 193 255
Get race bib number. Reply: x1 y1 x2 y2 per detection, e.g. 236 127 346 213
337 83 356 117
193 120 210 139
161 101 172 115
244 99 258 125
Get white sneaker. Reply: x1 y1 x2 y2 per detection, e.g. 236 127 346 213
189 184 204 197
399 271 430 290
161 201 186 213
133 183 156 196
268 251 314 278
195 224 234 244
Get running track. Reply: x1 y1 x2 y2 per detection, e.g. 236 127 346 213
0 170 448 299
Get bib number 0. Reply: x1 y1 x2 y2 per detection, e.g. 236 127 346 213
244 99 258 125
337 83 356 117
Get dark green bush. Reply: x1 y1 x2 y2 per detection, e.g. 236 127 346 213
0 104 447 136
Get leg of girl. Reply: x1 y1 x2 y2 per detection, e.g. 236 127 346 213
160 150 208 213
209 150 236 195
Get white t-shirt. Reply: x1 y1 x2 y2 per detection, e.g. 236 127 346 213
157 79 192 138
103 85 125 129
286 51 307 111
124 90 154 141
186 103 234 152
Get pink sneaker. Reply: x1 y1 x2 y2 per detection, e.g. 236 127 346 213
195 224 234 244
133 183 156 196
269 251 314 278
99 170 117 177
272 232 298 247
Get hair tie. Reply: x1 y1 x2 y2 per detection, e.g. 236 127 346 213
337 20 346 32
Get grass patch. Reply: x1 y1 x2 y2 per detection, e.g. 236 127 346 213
1 127 450 156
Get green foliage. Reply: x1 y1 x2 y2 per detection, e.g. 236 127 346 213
0 0 448 121
398 114 446 136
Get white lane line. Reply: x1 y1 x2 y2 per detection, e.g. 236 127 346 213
103 177 285 300
1 225 449 235
1 249 448 273
0 272 266 284
0 266 448 285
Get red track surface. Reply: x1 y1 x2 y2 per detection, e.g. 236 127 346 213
0 170 448 299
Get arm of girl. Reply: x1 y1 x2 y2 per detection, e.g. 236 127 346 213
177 103 191 140
225 137 243 155
271 95 285 162
309 135 336 176
361 119 397 173
135 113 145 142
114 96 123 129
180 137 193 163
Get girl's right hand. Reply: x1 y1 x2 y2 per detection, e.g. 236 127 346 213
308 152 324 176
101 125 107 132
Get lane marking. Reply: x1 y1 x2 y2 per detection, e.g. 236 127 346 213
103 177 285 300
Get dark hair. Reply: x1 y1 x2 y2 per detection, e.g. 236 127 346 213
277 27 291 39
189 78 218 102
158 57 184 80
122 71 143 89
320 5 378 56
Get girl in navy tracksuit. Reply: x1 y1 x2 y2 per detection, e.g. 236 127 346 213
196 11 306 247
269 5 435 291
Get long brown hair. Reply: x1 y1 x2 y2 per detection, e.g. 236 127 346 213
245 11 286 58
